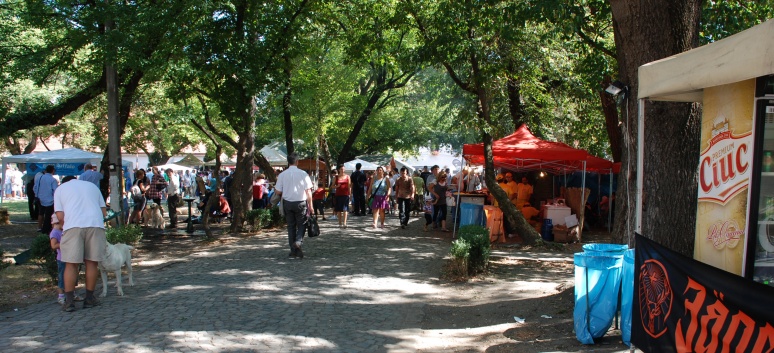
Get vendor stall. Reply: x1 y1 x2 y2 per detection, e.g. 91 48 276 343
637 18 774 279
462 125 616 240
1 148 133 203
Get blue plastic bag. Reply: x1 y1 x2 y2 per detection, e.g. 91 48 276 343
574 252 623 344
582 243 629 256
621 249 635 346
459 203 484 226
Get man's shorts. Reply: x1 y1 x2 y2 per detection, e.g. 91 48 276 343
60 227 107 263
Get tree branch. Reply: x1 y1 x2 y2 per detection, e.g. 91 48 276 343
196 95 238 148
0 72 107 136
576 27 616 58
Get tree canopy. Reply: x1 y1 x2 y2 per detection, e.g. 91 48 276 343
3 0 773 237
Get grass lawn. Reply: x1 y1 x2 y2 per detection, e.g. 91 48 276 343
0 198 55 312
1 198 36 222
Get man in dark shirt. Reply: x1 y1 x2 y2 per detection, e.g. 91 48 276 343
221 170 233 217
350 163 367 216
420 166 432 194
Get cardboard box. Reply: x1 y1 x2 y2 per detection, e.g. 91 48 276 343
553 225 580 243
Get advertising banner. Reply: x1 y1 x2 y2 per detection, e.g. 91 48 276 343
632 234 774 352
25 163 129 177
695 79 756 275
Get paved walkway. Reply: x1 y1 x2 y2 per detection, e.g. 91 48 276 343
0 214 462 352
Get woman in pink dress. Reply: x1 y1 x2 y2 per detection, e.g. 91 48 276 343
366 166 391 229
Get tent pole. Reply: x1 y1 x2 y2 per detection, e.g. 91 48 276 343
597 171 602 231
452 157 465 239
580 162 586 238
608 168 613 233
0 162 5 204
314 136 319 187
635 99 645 245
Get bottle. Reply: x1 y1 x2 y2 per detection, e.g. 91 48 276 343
764 151 773 173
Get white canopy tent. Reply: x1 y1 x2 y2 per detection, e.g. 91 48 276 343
400 147 461 173
154 163 196 172
635 19 774 235
343 159 379 173
259 143 289 167
1 148 133 203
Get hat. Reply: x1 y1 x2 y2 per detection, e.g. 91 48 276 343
51 213 60 224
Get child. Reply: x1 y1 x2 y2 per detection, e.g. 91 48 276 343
312 182 326 220
49 214 82 304
423 198 434 232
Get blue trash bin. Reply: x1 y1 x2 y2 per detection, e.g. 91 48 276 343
574 252 624 344
459 203 484 227
621 249 635 346
582 243 629 256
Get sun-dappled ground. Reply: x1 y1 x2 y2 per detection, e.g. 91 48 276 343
2 199 633 352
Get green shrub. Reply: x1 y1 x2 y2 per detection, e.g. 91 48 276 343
106 224 143 245
0 247 10 271
457 225 491 274
246 208 274 231
449 239 471 260
270 206 286 228
446 239 470 278
30 234 58 283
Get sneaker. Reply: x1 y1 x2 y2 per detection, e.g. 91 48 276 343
82 297 101 309
73 294 84 302
57 296 65 305
62 299 76 312
295 243 304 259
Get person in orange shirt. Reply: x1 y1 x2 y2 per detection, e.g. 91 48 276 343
312 182 327 220
520 202 540 226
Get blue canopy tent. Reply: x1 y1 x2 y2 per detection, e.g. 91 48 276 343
0 148 133 203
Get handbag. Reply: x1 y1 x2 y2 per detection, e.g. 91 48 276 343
306 215 320 237
367 178 384 208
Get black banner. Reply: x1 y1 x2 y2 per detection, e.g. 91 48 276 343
632 233 774 352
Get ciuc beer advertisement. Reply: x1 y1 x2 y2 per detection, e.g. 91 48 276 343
695 79 755 275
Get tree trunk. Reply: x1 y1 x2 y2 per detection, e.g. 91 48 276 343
599 77 623 163
253 151 277 182
319 135 333 184
609 0 702 255
229 110 256 233
506 76 527 128
202 145 222 239
336 87 385 165
482 131 542 245
283 67 294 156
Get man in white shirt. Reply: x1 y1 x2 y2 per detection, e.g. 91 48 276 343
182 170 192 196
275 153 313 259
165 168 180 228
54 179 107 312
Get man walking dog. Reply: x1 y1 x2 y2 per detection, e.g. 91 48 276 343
274 152 314 259
54 179 107 312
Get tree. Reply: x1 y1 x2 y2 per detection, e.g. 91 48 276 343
607 1 703 254
405 0 544 245
172 0 314 232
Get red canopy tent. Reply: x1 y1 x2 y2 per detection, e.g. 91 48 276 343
462 124 615 174
462 124 617 233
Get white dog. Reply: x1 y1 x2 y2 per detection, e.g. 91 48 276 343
143 203 166 229
99 242 135 297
